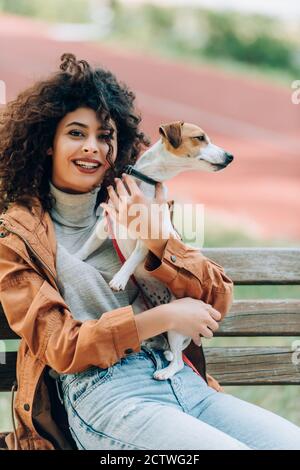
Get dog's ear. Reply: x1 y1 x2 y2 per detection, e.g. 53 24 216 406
159 121 184 149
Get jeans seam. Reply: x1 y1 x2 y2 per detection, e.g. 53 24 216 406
69 425 86 450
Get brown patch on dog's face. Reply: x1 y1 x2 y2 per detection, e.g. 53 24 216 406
159 121 183 148
159 121 209 158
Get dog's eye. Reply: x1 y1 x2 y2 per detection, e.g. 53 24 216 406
194 135 205 142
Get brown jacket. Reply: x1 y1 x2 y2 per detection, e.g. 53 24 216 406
0 198 233 450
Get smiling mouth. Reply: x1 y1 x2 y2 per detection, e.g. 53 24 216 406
72 161 103 173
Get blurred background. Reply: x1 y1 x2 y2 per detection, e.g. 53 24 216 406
0 0 299 432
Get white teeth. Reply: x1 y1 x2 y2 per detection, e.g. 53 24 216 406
74 160 100 169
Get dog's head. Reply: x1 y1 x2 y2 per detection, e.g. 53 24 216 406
159 121 234 172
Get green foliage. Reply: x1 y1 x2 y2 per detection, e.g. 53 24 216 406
202 11 297 73
0 0 90 23
105 3 300 83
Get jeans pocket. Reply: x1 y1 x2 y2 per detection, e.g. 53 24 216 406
68 366 114 408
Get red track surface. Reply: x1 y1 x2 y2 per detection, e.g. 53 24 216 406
1 14 299 241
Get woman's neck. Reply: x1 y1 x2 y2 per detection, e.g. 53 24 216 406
49 181 101 228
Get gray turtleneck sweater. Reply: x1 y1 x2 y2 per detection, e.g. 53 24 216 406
49 181 147 323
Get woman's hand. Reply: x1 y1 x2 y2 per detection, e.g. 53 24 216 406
100 173 174 257
165 297 221 346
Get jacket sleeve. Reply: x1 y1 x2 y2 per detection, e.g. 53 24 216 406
144 236 233 319
0 243 141 373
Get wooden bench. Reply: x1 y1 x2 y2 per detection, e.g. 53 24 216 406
1 247 300 446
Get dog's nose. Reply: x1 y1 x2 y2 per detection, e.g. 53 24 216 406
225 152 234 163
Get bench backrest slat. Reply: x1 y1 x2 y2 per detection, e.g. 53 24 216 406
202 248 300 284
217 299 300 336
206 347 300 385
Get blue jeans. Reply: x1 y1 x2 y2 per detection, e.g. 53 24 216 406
59 345 300 450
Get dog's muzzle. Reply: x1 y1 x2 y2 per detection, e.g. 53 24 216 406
224 152 234 164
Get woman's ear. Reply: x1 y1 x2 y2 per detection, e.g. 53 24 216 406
47 147 53 156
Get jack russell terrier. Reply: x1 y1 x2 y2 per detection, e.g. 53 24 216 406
76 121 234 380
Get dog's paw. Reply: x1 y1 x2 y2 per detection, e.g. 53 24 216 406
153 361 184 381
109 273 128 291
153 367 176 381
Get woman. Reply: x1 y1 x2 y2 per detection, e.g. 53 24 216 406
0 53 299 450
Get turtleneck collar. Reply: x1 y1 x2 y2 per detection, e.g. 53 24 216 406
49 181 102 228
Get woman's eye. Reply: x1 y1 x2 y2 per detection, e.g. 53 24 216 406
69 130 84 137
68 130 113 140
99 133 113 140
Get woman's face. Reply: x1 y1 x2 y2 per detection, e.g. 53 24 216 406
48 107 118 194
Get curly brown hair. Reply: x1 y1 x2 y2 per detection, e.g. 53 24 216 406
0 52 150 218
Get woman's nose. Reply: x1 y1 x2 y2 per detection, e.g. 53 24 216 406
82 146 98 154
82 138 99 154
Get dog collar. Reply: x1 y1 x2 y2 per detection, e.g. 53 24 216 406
123 165 159 186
